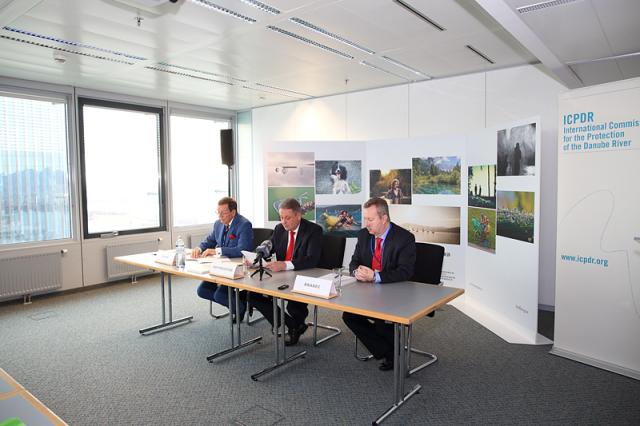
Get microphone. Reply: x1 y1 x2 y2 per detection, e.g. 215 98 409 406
253 240 273 265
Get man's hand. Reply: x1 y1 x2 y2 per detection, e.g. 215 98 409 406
265 261 287 272
354 265 375 282
191 247 202 258
201 248 216 257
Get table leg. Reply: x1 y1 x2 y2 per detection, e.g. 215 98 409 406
139 272 193 335
373 323 421 425
251 297 306 381
207 286 261 362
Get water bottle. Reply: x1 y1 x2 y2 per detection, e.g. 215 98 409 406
175 236 185 270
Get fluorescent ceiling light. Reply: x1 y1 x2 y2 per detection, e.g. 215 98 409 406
381 55 430 79
189 0 256 23
393 0 445 31
517 0 581 14
242 85 306 99
0 34 136 65
266 26 354 60
239 0 280 15
3 26 147 60
255 82 311 98
289 17 374 55
465 45 494 64
146 65 234 85
157 62 245 82
359 60 409 81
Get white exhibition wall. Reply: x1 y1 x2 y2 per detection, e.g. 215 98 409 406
247 65 567 308
554 77 640 379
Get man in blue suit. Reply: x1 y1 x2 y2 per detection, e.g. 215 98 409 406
191 197 253 321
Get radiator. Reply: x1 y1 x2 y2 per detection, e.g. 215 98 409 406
0 252 62 299
106 240 159 280
189 231 210 249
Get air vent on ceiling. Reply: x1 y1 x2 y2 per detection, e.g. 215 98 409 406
146 65 234 85
393 0 445 31
466 45 495 64
3 26 147 61
359 60 409 81
255 82 311 98
242 85 306 99
517 0 581 14
157 62 245 82
239 0 280 15
266 26 354 60
0 34 135 65
381 55 430 79
189 0 256 23
289 17 374 55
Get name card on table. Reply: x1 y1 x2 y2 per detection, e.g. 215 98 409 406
209 260 243 280
154 250 176 266
292 274 337 299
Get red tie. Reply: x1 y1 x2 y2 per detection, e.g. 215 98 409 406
285 230 295 261
372 237 382 271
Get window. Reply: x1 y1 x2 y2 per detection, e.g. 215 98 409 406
170 113 230 227
78 98 165 238
0 92 72 245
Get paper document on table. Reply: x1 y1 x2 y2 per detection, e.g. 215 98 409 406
197 255 229 264
318 273 357 287
241 250 257 263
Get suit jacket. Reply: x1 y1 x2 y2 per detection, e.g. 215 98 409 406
349 222 416 283
199 213 253 258
270 218 322 271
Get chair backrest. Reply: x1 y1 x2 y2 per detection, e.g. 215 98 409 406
318 234 346 269
411 242 445 285
252 227 274 251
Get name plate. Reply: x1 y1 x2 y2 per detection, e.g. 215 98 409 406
209 262 242 279
154 250 176 266
292 274 337 299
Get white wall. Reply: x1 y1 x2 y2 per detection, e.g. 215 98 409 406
248 65 567 308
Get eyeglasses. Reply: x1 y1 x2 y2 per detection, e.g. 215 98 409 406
216 209 231 216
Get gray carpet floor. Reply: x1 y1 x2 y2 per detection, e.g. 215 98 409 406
1 275 638 425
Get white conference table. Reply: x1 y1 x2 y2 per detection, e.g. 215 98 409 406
115 252 463 425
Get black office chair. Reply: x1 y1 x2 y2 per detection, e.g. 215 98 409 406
306 233 346 346
208 227 274 323
355 242 445 376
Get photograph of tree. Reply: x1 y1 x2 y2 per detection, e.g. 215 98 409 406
468 164 496 208
390 205 460 245
497 123 536 176
266 152 315 186
412 156 461 194
315 160 362 195
468 207 496 253
497 191 535 243
267 187 315 221
315 204 362 237
369 169 411 204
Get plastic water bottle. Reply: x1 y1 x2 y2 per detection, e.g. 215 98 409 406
175 236 185 270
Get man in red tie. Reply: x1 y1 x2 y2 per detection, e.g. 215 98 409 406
251 198 323 345
343 197 416 371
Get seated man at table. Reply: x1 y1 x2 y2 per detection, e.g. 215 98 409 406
192 197 253 321
343 197 416 371
250 198 322 346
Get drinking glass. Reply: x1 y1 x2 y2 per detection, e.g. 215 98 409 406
332 266 343 296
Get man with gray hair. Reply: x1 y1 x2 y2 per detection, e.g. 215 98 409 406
343 197 416 371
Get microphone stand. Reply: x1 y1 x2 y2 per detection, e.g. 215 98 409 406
251 257 272 280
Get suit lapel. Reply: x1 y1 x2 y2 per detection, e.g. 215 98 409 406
382 224 394 270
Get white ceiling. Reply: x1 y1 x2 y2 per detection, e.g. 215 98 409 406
0 0 637 111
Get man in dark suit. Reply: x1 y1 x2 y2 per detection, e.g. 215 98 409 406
192 197 253 321
343 197 416 371
251 198 322 346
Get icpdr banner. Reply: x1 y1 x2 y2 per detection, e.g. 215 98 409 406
554 78 640 380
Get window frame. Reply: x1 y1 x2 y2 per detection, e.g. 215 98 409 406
77 97 167 239
0 85 77 248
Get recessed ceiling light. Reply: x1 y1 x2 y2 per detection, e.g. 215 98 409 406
516 0 581 14
465 45 494 64
255 82 311 98
359 60 409 81
393 0 445 31
239 0 280 15
189 0 256 23
157 62 246 82
242 84 306 99
146 65 234 85
381 55 430 79
3 26 147 60
0 34 135 65
289 17 374 55
266 26 354 60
